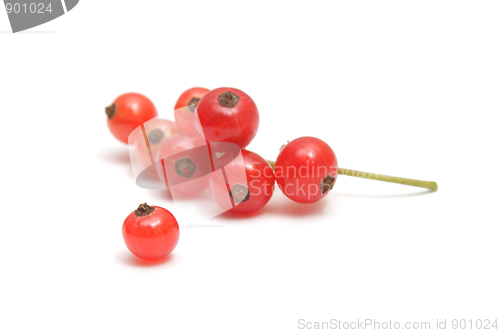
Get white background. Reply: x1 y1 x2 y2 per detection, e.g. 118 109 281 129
1 1 499 332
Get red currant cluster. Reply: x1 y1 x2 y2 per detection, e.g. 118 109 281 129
106 87 438 260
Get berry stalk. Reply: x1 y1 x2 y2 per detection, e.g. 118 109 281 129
338 168 438 191
266 160 438 191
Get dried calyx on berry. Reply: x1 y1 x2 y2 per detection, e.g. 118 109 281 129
218 91 239 107
105 104 116 119
147 129 164 144
321 175 336 194
135 203 155 216
175 157 196 178
188 97 200 106
229 184 250 204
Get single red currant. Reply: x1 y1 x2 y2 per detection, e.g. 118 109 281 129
174 87 209 110
106 93 158 144
196 87 259 148
209 149 275 214
133 118 177 170
156 133 211 196
122 203 179 260
274 137 338 204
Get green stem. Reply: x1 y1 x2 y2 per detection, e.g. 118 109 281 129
338 168 438 191
266 160 438 191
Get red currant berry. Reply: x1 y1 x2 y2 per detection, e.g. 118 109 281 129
274 137 338 204
174 87 209 110
156 133 211 196
134 119 177 170
209 149 275 214
196 87 259 148
106 93 158 144
122 203 179 260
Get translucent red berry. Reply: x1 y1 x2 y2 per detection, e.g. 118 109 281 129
122 203 179 260
105 93 158 144
156 133 211 197
196 87 259 148
274 137 338 203
209 149 275 214
133 118 177 170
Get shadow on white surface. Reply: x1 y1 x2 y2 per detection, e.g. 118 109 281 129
264 196 329 218
182 224 224 228
98 146 134 178
115 249 176 267
215 208 267 221
214 193 330 221
98 146 130 164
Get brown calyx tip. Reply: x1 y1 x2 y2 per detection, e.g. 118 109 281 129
321 175 336 194
105 104 116 119
218 91 239 107
135 203 155 216
147 128 164 145
175 157 196 178
229 184 250 204
188 97 200 106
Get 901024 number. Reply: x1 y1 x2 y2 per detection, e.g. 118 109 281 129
451 319 498 330
5 2 53 14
